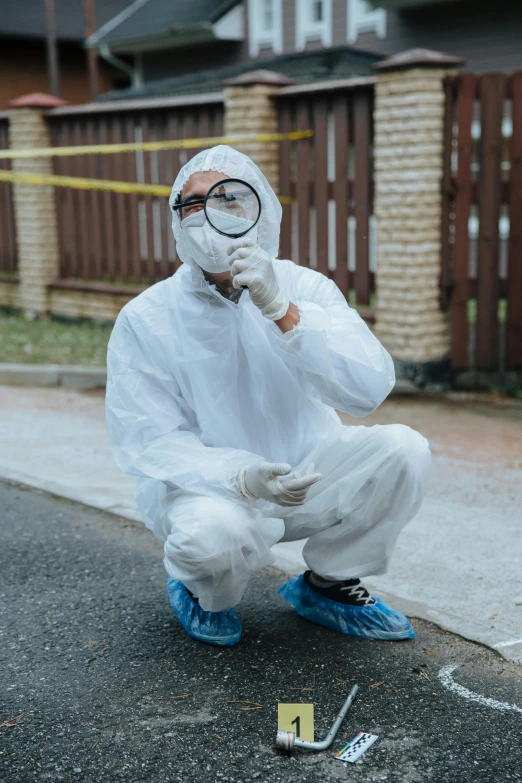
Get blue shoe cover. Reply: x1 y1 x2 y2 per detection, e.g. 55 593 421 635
278 574 415 641
167 578 242 647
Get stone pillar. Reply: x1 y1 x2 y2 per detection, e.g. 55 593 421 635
223 70 296 194
373 50 463 379
8 92 67 319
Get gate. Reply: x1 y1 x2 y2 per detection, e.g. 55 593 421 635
443 72 522 372
47 95 224 290
276 77 375 318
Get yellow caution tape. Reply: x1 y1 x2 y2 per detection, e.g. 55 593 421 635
0 168 294 203
0 129 313 160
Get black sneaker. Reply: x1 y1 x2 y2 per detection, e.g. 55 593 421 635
304 570 376 607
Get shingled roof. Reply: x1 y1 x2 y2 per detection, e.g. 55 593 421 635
98 44 381 101
367 0 466 7
0 0 133 43
87 0 242 51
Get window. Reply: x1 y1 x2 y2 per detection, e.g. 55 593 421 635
296 0 332 51
248 0 283 57
312 0 323 22
262 0 274 31
347 0 386 44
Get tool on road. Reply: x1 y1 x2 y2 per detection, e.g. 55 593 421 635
275 684 359 751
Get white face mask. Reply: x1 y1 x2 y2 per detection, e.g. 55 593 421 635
181 208 257 274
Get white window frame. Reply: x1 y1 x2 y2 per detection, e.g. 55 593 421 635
248 0 283 57
296 0 332 52
347 0 386 45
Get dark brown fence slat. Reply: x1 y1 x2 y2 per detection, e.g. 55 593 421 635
313 96 329 276
0 121 17 273
353 90 371 305
476 73 506 370
333 92 349 296
209 104 224 138
167 112 181 271
62 122 80 278
112 118 130 283
48 99 223 287
506 72 522 368
278 100 293 260
0 153 8 271
99 117 116 283
141 115 156 286
296 100 311 267
52 122 68 277
0 184 10 271
84 118 98 279
84 116 103 280
77 120 93 279
118 116 131 280
451 74 477 369
125 115 142 285
183 110 195 163
158 111 172 280
440 77 455 310
81 122 96 279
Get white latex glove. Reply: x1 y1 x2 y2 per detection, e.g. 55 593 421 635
237 461 322 507
227 239 289 321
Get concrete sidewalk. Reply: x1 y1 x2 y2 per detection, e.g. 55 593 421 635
0 384 521 662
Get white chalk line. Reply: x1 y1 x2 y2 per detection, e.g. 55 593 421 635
493 638 522 649
438 665 522 714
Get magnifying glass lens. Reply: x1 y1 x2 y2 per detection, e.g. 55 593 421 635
205 179 261 238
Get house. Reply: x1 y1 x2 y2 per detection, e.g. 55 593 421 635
86 0 522 102
0 0 134 109
360 0 522 73
87 0 383 100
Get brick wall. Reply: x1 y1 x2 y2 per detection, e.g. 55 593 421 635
224 82 281 192
0 280 21 310
373 61 457 363
8 107 61 318
49 287 135 323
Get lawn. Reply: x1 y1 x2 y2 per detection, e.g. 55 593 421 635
0 312 112 366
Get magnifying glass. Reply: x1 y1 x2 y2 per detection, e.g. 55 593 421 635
204 178 261 239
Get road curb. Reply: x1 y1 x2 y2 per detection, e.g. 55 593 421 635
0 363 106 390
0 363 418 395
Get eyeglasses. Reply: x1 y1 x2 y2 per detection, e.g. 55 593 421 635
172 178 261 238
173 196 205 219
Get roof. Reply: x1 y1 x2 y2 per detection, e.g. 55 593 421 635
375 48 464 70
0 0 134 43
367 0 467 8
98 44 381 101
87 0 242 51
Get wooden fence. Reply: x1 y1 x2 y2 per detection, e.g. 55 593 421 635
47 94 224 290
0 116 17 275
45 80 376 311
276 78 375 313
443 72 522 371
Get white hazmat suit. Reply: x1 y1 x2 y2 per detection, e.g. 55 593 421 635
106 145 431 612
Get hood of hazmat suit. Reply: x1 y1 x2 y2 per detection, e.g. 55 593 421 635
105 145 395 536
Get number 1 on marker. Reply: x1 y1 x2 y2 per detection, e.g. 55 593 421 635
277 704 314 742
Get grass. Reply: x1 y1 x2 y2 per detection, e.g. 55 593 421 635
0 312 112 366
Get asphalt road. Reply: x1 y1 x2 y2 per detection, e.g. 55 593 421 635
1 480 521 783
